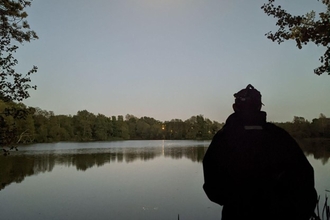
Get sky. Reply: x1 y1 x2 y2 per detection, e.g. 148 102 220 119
16 0 330 123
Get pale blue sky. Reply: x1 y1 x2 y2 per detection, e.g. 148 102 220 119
18 0 330 123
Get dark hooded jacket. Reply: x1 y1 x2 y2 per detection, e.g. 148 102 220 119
203 111 317 220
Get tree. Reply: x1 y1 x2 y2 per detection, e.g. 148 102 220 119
311 113 330 137
93 114 110 141
115 115 130 140
111 116 119 138
126 114 138 139
164 119 186 140
139 117 162 139
136 119 150 139
32 107 51 142
73 110 95 141
262 0 330 75
56 115 74 141
292 116 311 138
0 100 35 154
185 116 198 139
1 0 38 153
0 0 38 101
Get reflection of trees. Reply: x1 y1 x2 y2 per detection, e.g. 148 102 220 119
164 146 207 162
0 154 55 191
33 155 56 174
1 140 329 191
74 154 107 171
298 139 330 165
0 146 207 190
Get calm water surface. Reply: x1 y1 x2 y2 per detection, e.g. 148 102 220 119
0 140 329 220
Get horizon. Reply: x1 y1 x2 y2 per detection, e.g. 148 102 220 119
27 103 326 124
16 0 329 124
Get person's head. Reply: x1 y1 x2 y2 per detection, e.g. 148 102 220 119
232 84 263 113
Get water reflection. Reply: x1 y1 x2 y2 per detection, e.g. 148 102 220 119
298 139 330 165
1 139 329 192
0 144 207 191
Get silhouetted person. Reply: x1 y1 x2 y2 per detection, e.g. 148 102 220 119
203 85 317 220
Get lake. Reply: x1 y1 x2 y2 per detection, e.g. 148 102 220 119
0 140 329 220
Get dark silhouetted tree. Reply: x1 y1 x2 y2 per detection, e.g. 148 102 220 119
262 0 330 75
0 0 38 101
1 0 38 153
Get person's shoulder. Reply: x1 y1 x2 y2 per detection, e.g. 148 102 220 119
212 127 225 140
265 122 288 133
264 122 297 142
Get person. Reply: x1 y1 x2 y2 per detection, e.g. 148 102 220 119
203 84 317 220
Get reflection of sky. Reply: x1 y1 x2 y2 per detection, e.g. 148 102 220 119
308 155 330 193
18 140 209 151
0 156 220 220
307 155 330 209
18 0 330 123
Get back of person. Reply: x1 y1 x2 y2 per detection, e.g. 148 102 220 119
203 85 317 220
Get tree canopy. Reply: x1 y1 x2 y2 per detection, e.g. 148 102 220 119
0 0 38 101
0 0 38 153
2 102 330 146
262 0 330 75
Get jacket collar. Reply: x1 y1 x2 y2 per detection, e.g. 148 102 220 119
225 111 267 127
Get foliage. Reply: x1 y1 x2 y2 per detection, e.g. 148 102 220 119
3 101 330 144
275 114 330 139
0 0 38 153
1 105 225 143
4 103 330 144
0 100 34 155
262 0 330 75
0 0 38 101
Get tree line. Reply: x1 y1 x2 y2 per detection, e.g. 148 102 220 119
0 100 224 144
1 100 330 146
275 114 330 139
